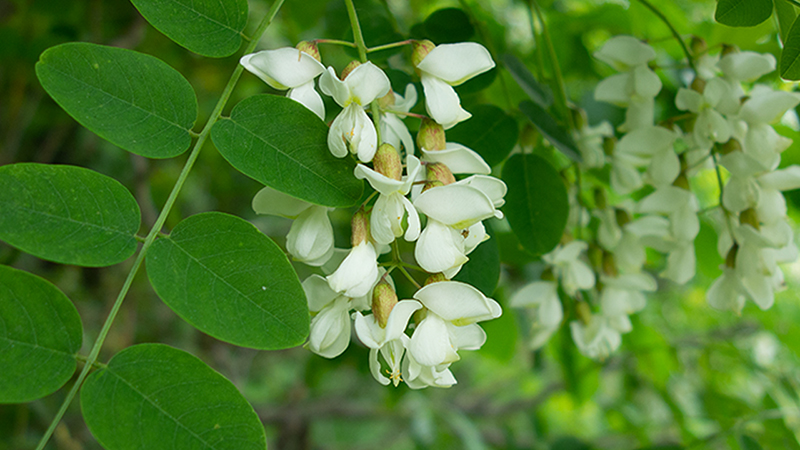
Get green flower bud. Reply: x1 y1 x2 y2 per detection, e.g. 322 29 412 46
602 251 618 277
341 60 361 80
740 208 760 231
602 136 616 157
593 188 607 210
378 90 396 109
295 41 321 63
576 301 592 326
424 273 448 285
672 172 691 191
426 162 455 186
718 138 742 155
615 208 631 228
417 117 446 151
721 44 739 57
372 278 398 328
725 243 738 269
373 143 402 181
422 179 444 193
412 39 436 68
691 76 706 94
351 207 370 246
690 36 707 56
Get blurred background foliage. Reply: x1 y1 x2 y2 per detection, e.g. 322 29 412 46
2 0 800 449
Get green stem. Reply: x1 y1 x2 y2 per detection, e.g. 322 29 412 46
788 0 800 8
529 0 573 130
344 0 382 144
368 39 413 53
33 2 285 449
635 0 696 73
315 38 357 48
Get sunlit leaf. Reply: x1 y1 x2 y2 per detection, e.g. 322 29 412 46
131 0 248 57
212 94 363 207
775 0 797 43
781 19 800 79
0 163 140 267
447 105 518 167
147 212 309 350
0 265 82 403
81 343 266 450
36 42 197 158
519 100 581 162
501 154 568 256
715 0 772 26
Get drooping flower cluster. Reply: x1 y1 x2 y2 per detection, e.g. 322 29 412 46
511 35 800 361
241 40 503 387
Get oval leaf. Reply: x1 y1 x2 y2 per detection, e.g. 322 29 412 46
131 0 248 58
447 104 518 167
36 42 197 158
781 18 800 80
212 94 363 207
0 265 82 403
501 153 568 256
775 0 797 43
146 212 309 350
503 54 553 108
519 100 581 162
0 163 140 267
423 8 475 43
715 0 773 26
81 343 266 450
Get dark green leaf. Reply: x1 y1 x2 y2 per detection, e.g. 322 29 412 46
519 100 581 162
502 54 553 108
775 0 797 43
423 8 474 43
131 0 248 57
501 154 568 256
81 343 266 450
781 19 800 79
147 212 308 350
453 220 500 296
447 104 518 167
715 0 772 26
36 42 197 158
0 265 82 403
739 435 764 450
0 163 140 267
454 67 497 95
212 94 363 208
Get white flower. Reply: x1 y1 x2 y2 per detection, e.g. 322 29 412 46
353 298 422 386
240 47 326 120
575 121 614 168
510 281 563 349
731 86 800 171
354 155 423 245
543 241 596 296
403 351 458 389
303 275 370 358
675 79 733 152
599 272 656 316
252 186 333 266
408 281 502 367
380 84 417 155
326 241 380 298
416 43 495 129
320 62 391 162
570 316 622 361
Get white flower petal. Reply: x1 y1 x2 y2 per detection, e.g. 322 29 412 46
286 206 334 266
240 48 324 90
421 143 491 174
416 43 495 85
414 281 502 323
354 164 405 196
326 242 379 298
422 74 471 129
345 61 391 105
414 219 468 274
319 66 351 106
287 81 326 120
308 296 351 358
252 186 312 218
594 36 656 68
303 274 340 312
409 313 459 367
414 184 496 228
718 51 776 82
448 323 487 350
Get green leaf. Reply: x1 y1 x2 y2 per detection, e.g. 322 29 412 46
423 8 475 43
715 0 773 26
0 163 140 267
211 94 363 208
739 435 764 450
501 154 568 256
81 343 266 450
0 265 82 403
447 105 518 167
146 212 309 350
453 220 500 296
781 18 800 79
519 100 581 162
131 0 248 58
502 54 553 108
775 0 797 43
36 42 197 158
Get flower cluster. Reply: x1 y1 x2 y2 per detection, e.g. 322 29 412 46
241 40 503 387
512 35 800 360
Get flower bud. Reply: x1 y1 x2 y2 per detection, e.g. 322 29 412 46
690 77 705 94
576 301 592 325
740 208 760 230
372 277 398 328
373 143 402 181
615 208 631 228
417 117 446 151
725 243 738 268
602 136 616 157
690 36 707 56
426 162 455 186
412 39 436 68
602 251 618 277
341 60 361 80
593 188 607 210
721 44 738 58
717 138 742 155
571 107 587 130
588 243 603 272
296 41 321 63
422 179 444 193
378 90 396 109
672 172 690 191
351 207 370 246
520 123 539 148
424 273 448 285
